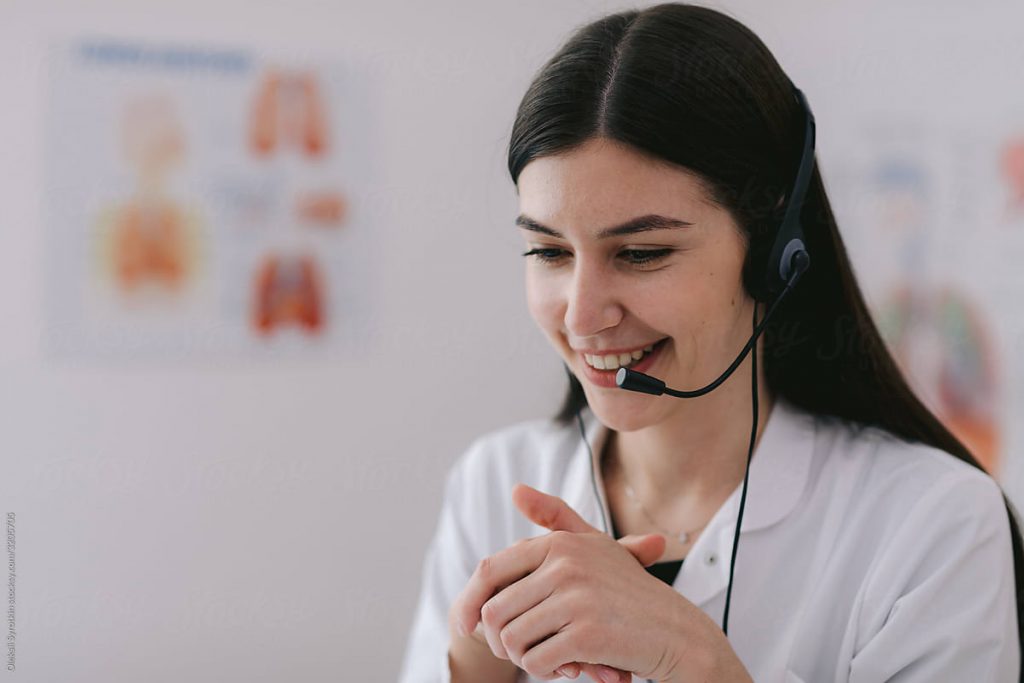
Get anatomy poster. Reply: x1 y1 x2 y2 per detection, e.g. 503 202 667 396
829 115 1024 486
44 40 375 357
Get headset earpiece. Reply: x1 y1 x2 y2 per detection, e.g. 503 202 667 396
755 85 816 303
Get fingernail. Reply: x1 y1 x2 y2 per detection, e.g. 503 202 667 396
456 621 466 638
597 666 618 683
556 664 579 678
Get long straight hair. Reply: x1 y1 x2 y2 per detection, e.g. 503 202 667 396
507 2 1023 651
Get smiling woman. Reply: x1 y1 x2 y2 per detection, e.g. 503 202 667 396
399 3 1022 683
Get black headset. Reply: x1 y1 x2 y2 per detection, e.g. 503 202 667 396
567 82 815 680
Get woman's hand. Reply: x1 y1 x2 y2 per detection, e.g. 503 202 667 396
448 505 661 683
451 484 752 682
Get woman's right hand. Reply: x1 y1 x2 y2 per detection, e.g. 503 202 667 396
449 532 665 683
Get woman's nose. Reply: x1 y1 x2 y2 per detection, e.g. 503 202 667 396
563 260 622 339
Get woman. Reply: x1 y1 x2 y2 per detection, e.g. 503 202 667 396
399 3 1022 682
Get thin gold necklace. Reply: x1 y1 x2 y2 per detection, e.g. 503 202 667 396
610 441 711 545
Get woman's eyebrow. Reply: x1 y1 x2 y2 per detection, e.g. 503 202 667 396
515 213 693 239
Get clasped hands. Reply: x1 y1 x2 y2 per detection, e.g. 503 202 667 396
450 483 751 683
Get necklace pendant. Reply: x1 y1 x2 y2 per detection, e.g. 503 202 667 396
678 531 689 544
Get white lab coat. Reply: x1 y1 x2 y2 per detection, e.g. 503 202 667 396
398 397 1020 682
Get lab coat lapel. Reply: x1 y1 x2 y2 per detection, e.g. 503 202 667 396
676 397 816 607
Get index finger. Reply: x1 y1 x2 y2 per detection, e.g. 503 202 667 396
455 534 552 636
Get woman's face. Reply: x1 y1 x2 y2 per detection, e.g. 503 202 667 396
516 137 757 432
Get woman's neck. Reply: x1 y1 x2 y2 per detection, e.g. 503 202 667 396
603 376 776 526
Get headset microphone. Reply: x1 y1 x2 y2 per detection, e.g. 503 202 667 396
574 84 816 662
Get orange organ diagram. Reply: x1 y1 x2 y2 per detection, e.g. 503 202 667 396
100 95 201 293
252 253 324 334
1000 137 1024 219
296 190 347 226
881 287 1001 475
250 70 328 159
114 203 189 289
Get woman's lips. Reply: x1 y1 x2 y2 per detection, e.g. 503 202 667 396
578 338 668 388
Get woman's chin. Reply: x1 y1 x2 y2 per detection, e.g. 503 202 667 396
583 393 663 433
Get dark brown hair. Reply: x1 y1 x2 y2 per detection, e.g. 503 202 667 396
507 2 1023 653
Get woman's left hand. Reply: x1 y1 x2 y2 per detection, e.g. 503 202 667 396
451 483 752 683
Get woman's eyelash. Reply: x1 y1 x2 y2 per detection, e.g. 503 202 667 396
521 248 674 265
521 248 568 264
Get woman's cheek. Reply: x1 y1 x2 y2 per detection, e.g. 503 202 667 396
525 273 564 333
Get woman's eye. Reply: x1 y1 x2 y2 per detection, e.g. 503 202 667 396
521 248 674 266
521 248 569 264
620 248 674 265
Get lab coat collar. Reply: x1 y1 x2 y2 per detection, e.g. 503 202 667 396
569 396 817 608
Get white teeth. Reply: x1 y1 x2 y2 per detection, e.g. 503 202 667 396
583 341 661 371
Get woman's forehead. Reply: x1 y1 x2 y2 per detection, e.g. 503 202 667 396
517 142 718 240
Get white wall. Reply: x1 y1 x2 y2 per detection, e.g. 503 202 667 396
1 0 1021 681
